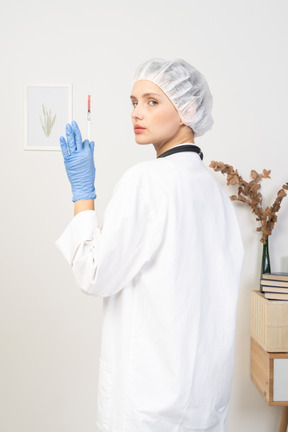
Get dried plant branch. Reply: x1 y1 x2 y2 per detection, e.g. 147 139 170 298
209 161 288 244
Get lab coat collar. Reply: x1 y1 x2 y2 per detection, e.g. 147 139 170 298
157 143 203 160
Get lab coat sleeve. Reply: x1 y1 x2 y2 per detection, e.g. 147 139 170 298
55 167 166 297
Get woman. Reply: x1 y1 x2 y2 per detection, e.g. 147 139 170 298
56 58 244 432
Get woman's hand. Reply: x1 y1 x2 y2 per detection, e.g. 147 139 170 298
60 121 97 202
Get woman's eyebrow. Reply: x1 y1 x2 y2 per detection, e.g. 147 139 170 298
130 92 162 100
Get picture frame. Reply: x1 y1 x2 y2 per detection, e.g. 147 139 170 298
24 83 73 151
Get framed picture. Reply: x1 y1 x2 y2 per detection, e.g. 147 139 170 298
24 83 72 151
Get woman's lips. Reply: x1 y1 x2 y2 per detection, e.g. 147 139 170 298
134 125 146 134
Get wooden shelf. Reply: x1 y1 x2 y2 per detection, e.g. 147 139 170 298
251 336 288 432
251 336 288 406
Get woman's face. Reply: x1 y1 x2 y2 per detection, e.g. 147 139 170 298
130 80 183 146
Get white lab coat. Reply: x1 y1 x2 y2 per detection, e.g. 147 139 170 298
55 146 244 432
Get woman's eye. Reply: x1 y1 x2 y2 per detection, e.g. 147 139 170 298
131 100 158 108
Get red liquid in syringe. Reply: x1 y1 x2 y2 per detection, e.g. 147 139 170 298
87 95 91 122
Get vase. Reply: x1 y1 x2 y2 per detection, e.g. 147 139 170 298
260 235 271 292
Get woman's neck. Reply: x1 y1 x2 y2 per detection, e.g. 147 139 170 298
154 125 194 158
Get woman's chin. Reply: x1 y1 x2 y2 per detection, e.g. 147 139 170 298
134 135 151 145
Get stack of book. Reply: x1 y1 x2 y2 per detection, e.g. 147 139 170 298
260 272 288 300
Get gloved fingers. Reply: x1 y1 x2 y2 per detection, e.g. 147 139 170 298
71 120 83 151
59 136 69 157
83 139 90 151
90 141 95 153
66 123 76 153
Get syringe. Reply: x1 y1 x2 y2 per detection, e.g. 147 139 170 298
87 94 91 141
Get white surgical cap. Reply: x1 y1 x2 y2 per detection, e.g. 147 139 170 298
131 57 214 138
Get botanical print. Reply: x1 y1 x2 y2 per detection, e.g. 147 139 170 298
24 84 72 150
40 103 56 137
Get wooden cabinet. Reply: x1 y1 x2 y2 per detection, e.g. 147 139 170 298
251 336 288 431
251 336 288 405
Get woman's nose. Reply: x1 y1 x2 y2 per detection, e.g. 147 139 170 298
131 106 143 120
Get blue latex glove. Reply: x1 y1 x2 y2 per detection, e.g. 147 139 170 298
59 120 96 202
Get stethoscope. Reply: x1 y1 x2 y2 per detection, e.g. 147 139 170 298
157 144 203 160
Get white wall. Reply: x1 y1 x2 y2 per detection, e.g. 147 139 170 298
1 0 288 430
